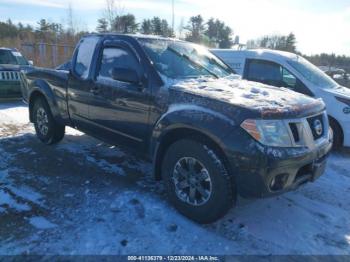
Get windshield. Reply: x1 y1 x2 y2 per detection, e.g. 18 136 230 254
287 56 338 89
138 38 233 79
0 50 28 65
12 51 29 65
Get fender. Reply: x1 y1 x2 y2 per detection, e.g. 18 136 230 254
150 104 238 178
28 79 66 125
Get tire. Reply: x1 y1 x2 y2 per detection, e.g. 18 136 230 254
32 97 65 145
329 118 343 149
162 139 236 224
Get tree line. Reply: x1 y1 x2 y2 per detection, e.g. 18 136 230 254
247 33 297 53
0 14 235 50
0 0 348 72
96 14 235 48
305 53 350 72
247 33 349 72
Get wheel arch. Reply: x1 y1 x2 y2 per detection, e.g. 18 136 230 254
28 81 64 125
153 127 233 182
328 115 344 147
29 90 46 122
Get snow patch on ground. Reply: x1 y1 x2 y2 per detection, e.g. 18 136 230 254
0 102 349 255
0 102 30 125
0 167 44 214
29 217 57 229
0 188 31 212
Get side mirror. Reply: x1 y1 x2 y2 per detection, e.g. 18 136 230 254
111 68 140 84
28 60 34 66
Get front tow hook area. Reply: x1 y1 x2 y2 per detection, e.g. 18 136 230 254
311 155 328 182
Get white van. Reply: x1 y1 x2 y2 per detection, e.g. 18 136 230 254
212 49 350 148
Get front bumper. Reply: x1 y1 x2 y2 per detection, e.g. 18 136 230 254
225 130 333 199
0 81 22 99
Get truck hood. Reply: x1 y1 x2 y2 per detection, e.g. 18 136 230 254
170 76 325 118
0 64 21 71
0 64 33 72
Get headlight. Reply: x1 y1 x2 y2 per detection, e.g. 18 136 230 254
241 119 293 147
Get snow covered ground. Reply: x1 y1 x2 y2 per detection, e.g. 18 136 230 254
0 101 349 255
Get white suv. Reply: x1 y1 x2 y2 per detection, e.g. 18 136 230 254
212 49 350 148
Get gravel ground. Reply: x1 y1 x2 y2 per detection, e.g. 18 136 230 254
0 101 349 255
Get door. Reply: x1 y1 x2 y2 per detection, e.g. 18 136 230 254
244 59 313 96
67 36 100 129
89 44 151 150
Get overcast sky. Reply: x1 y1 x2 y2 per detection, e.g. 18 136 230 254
0 0 349 55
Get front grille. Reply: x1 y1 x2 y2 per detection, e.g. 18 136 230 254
289 123 300 143
0 71 20 81
307 114 324 140
283 112 328 149
0 82 22 95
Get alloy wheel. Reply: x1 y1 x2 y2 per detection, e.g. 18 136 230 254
172 157 212 206
36 107 49 136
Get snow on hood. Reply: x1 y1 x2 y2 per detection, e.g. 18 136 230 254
169 76 324 116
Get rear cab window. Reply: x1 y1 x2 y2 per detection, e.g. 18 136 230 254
74 36 100 79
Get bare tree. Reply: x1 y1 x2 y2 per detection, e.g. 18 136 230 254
67 3 75 35
178 17 185 39
247 33 297 53
65 3 88 41
104 0 124 31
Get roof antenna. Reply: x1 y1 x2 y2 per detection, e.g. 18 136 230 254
172 0 175 35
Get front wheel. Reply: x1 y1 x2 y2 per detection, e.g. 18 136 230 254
162 139 236 224
329 118 343 149
33 97 65 145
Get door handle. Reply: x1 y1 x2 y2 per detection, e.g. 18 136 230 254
90 86 100 95
137 84 146 92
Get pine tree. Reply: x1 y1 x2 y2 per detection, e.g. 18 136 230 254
96 18 109 33
285 33 297 52
160 19 173 37
151 17 162 35
113 14 138 34
185 15 205 43
141 19 152 35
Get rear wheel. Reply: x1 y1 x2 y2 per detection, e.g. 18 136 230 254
33 97 65 145
162 139 236 224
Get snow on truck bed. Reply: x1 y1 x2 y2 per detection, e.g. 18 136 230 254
0 102 349 255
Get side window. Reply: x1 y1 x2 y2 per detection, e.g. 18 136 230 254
246 59 313 96
98 47 140 79
281 67 297 88
246 59 283 86
74 37 99 79
0 50 17 65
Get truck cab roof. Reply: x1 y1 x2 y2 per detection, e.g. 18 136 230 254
84 33 180 42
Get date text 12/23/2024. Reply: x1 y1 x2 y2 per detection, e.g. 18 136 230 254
127 256 220 261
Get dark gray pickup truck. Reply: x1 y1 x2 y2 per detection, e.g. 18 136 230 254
22 34 332 223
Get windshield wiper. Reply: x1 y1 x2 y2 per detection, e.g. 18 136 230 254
208 57 235 74
167 47 219 79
